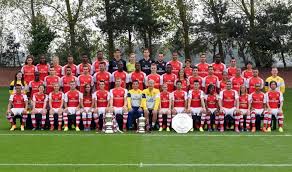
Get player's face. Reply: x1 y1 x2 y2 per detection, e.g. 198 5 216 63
85 85 91 93
115 79 121 87
179 70 184 77
240 86 246 94
151 65 157 73
162 84 167 91
255 84 261 91
236 68 241 76
16 72 22 80
40 56 46 64
200 55 206 63
38 85 44 93
83 67 89 74
158 54 164 61
27 58 33 65
66 68 72 75
135 63 141 71
129 55 135 62
172 52 178 60
209 86 215 94
68 57 74 63
70 82 76 90
270 82 277 90
99 82 105 89
186 61 191 67
253 69 258 77
176 82 182 89
226 82 232 90
53 84 59 91
114 51 121 58
271 68 278 76
193 68 198 75
247 63 252 69
223 72 228 80
15 86 22 93
194 82 199 90
97 52 103 60
52 57 58 65
99 63 105 71
166 65 172 73
118 62 124 71
35 72 40 80
82 55 88 63
230 59 236 67
215 56 221 63
143 50 150 57
132 82 139 89
148 80 154 88
208 67 214 75
49 68 55 75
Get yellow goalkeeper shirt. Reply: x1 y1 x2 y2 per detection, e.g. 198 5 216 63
265 76 285 93
127 89 143 109
141 88 160 110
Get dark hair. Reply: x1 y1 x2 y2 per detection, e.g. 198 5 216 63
206 84 215 95
208 65 213 69
83 84 92 97
270 81 278 87
14 71 25 87
246 61 253 65
143 48 149 52
39 55 47 64
176 80 182 85
115 49 121 52
15 84 22 87
25 55 34 65
132 80 139 84
193 66 198 70
239 85 247 96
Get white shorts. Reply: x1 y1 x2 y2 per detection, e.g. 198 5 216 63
82 107 92 113
240 109 248 115
113 107 123 115
97 107 106 115
67 107 79 115
208 108 217 114
51 108 62 114
11 108 25 115
252 109 264 115
223 107 236 117
174 107 185 114
270 108 283 119
34 108 46 114
160 108 170 114
191 107 202 116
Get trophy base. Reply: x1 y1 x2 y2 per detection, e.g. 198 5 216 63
105 130 114 134
137 130 145 133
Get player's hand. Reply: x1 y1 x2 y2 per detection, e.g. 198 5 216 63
7 109 11 114
279 109 283 114
23 109 27 114
219 108 223 113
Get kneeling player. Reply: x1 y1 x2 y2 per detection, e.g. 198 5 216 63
7 84 28 131
265 81 284 132
48 83 64 131
80 84 94 131
158 84 171 132
205 84 219 131
187 80 206 132
63 81 82 131
238 85 251 132
218 80 240 132
31 84 48 130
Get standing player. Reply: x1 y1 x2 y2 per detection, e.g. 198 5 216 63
188 66 203 90
175 69 189 92
219 71 229 91
212 54 226 81
265 67 285 93
109 49 127 73
205 84 219 131
139 48 153 75
128 62 146 90
158 84 171 132
196 53 209 78
184 59 193 78
166 51 182 76
31 85 48 130
145 63 161 89
77 53 92 75
161 64 177 92
238 85 250 132
63 81 83 131
80 84 94 131
62 55 78 76
44 67 61 94
242 61 253 79
7 84 28 131
36 55 50 81
171 81 188 116
21 55 36 84
155 52 166 75
246 68 264 94
226 58 237 78
28 72 43 98
218 80 239 132
92 51 109 73
202 66 220 93
48 83 64 131
111 61 129 89
52 56 63 77
77 65 94 93
126 53 136 73
265 81 284 132
187 80 206 132
93 62 111 91
61 66 78 93
230 68 246 93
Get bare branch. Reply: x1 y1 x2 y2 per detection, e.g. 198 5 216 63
42 1 68 22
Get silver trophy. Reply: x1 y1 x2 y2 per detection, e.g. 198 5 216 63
104 113 114 134
137 116 146 133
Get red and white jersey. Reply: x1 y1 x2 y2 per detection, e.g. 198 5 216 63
184 67 193 78
202 75 220 92
61 75 78 93
160 91 170 108
161 73 177 92
53 65 63 77
196 63 209 78
129 71 146 90
49 91 64 108
175 79 189 92
21 65 36 84
32 93 48 109
9 93 28 108
110 87 127 107
249 91 266 109
226 66 237 78
266 90 283 109
219 89 239 108
239 94 249 110
36 64 50 81
242 69 253 79
64 90 82 107
93 71 111 91
146 73 161 89
166 60 182 76
188 75 203 90
77 63 92 75
212 63 226 81
205 94 218 109
111 71 129 88
62 64 77 76
230 76 246 93
219 80 227 92
44 76 61 94
28 80 44 97
82 94 93 108
77 74 94 93
188 89 204 108
171 90 187 107
93 90 110 108
246 76 264 93
92 60 109 73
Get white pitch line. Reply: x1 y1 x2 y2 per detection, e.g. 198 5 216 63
0 163 291 167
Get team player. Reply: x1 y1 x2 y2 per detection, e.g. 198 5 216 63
265 67 285 93
92 51 109 73
109 49 127 73
31 84 48 130
246 68 264 94
265 81 284 132
80 84 94 131
171 80 188 116
204 84 219 131
226 58 237 78
218 80 239 132
188 66 203 90
48 83 64 131
28 72 43 97
238 85 250 132
7 84 28 131
63 81 83 131
44 67 61 94
139 48 153 75
21 55 36 84
184 59 193 78
128 62 146 90
249 83 267 132
175 69 189 92
155 52 166 75
61 66 78 93
93 81 110 132
62 55 77 76
111 61 129 89
166 51 182 76
36 55 50 81
158 84 171 132
145 63 161 89
212 54 226 81
202 66 220 93
93 62 111 91
196 53 209 78
230 68 246 93
52 56 63 77
242 61 253 79
77 65 94 93
9 71 27 95
187 80 206 132
161 64 177 92
77 53 92 75
109 78 128 132
219 71 229 91
126 53 136 73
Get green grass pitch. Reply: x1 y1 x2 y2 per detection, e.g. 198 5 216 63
0 87 292 172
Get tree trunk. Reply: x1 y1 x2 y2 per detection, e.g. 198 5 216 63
238 43 247 64
177 0 190 60
280 50 287 68
30 0 35 26
148 29 153 58
105 0 115 59
128 29 132 53
143 31 148 48
212 42 217 62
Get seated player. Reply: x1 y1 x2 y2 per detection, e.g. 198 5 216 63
7 84 28 131
31 85 48 130
218 80 240 132
249 83 267 132
204 84 219 131
109 78 128 132
238 85 251 132
127 80 144 130
80 84 94 131
265 81 284 132
48 83 64 131
187 80 206 132
63 81 83 131
158 84 171 132
141 80 160 131
93 81 110 132
171 80 187 116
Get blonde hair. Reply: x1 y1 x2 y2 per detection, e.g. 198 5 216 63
52 56 60 65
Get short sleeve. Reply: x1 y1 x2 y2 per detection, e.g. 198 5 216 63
64 93 68 102
23 95 28 101
9 95 14 101
218 91 223 99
